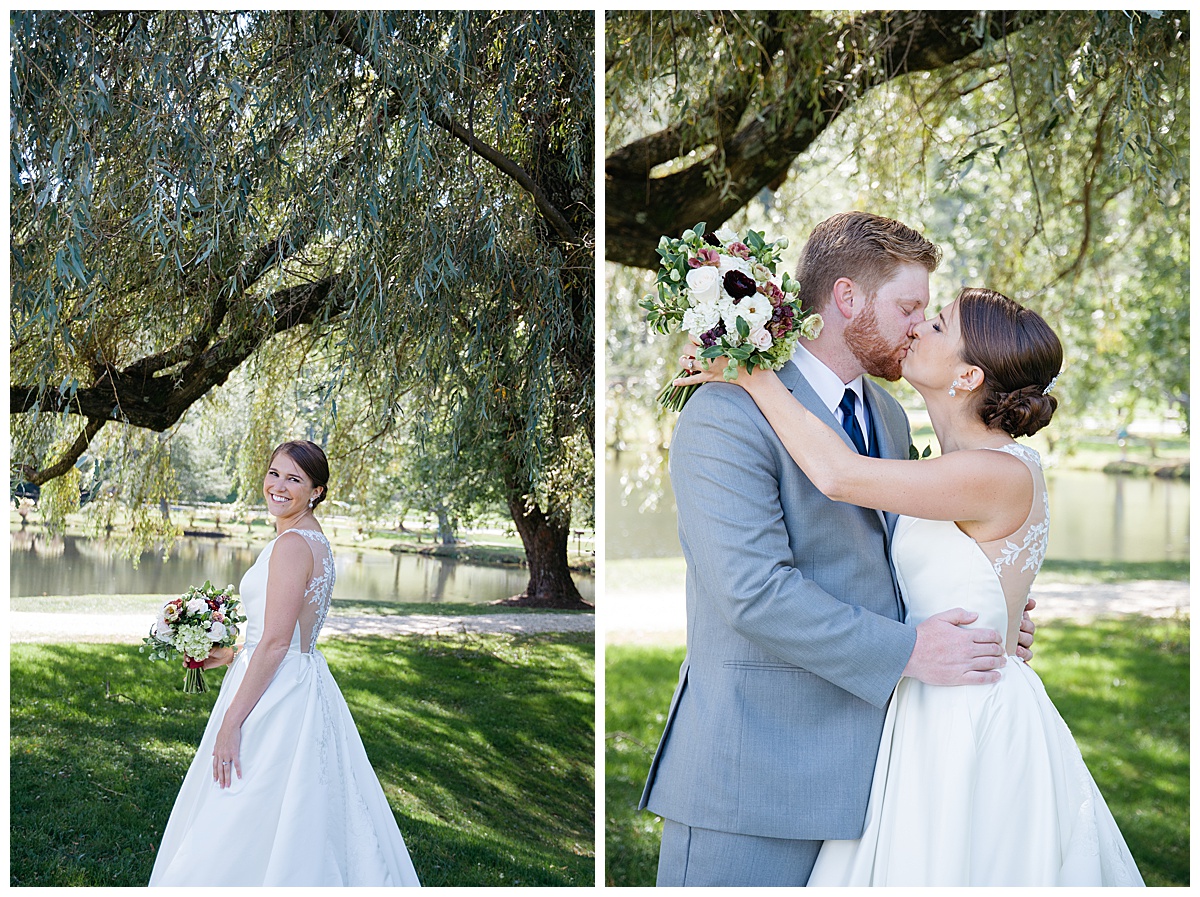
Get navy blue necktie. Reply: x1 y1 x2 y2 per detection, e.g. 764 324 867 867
839 388 868 456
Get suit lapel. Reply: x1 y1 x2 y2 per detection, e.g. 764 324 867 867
778 362 859 454
780 362 892 535
781 363 907 619
862 379 909 619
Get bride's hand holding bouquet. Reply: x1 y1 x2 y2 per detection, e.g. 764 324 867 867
641 222 824 411
141 581 245 693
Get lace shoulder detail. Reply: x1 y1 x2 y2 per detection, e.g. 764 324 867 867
277 528 335 653
988 442 1042 467
981 444 1050 577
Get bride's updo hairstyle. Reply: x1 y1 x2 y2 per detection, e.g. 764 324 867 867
957 288 1062 438
269 440 330 508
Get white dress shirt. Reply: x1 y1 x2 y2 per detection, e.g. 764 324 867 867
791 343 870 451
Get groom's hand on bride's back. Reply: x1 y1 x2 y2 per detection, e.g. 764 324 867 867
902 608 1005 686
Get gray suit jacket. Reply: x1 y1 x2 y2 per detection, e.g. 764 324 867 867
640 361 918 841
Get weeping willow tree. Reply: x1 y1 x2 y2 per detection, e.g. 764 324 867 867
11 10 594 607
605 10 1188 441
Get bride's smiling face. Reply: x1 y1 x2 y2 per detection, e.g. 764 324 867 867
901 298 965 390
263 451 320 517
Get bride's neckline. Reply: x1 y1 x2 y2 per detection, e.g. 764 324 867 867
273 527 328 540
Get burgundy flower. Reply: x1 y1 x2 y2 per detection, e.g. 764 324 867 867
699 322 727 347
703 231 721 247
759 281 785 306
723 270 757 300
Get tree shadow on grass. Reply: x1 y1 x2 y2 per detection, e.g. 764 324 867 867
11 633 595 887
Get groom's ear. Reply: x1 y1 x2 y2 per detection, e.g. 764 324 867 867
831 277 857 319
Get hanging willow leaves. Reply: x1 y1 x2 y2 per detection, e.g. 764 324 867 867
11 10 594 606
605 10 1187 443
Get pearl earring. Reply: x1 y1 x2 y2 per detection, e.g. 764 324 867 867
308 497 314 509
948 379 961 397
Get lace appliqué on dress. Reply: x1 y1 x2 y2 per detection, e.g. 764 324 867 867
282 528 336 654
279 528 338 785
986 444 1050 578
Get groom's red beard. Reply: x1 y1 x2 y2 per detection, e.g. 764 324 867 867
845 298 906 382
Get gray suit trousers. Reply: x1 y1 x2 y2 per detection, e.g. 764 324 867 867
657 818 822 887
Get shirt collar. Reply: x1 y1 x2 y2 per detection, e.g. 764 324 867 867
792 343 866 415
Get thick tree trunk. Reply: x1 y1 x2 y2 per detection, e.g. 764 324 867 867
500 494 591 609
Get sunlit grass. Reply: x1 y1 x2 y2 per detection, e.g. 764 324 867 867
605 615 1188 887
11 633 594 887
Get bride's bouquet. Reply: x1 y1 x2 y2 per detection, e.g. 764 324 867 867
641 222 824 411
141 581 244 694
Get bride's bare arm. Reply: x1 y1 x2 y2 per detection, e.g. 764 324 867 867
676 363 1030 534
212 533 312 787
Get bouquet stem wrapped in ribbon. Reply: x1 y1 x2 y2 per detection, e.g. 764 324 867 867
641 222 824 411
141 580 245 694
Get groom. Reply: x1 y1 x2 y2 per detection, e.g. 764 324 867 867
640 211 1027 886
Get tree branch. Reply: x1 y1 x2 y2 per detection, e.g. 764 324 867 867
324 11 582 246
605 13 788 181
20 417 107 486
12 276 346 431
606 10 1047 268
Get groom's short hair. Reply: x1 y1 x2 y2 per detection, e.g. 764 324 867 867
795 211 942 313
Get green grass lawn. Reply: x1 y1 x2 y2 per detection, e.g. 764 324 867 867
11 632 595 887
605 615 1189 887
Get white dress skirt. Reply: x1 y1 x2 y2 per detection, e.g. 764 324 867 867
149 529 421 886
808 446 1143 886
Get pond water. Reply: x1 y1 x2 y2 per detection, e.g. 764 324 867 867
606 453 1190 564
10 531 596 605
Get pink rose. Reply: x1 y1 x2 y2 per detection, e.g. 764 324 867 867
727 241 752 259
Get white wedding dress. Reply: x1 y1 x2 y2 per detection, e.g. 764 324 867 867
150 528 421 886
808 445 1144 886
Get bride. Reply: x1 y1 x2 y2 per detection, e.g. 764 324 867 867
150 440 421 886
675 288 1143 886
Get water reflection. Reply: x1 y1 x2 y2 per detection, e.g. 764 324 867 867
10 532 595 605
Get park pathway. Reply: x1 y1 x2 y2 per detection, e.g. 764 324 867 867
9 610 595 644
605 579 1190 644
7 580 1186 644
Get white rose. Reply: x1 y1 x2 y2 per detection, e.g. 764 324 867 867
684 265 722 308
207 620 228 642
186 597 207 615
748 324 774 350
153 619 173 642
714 226 738 244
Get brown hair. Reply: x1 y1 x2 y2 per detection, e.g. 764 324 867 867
795 211 943 313
269 440 330 508
956 288 1062 438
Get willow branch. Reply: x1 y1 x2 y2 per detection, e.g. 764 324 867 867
21 418 107 486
